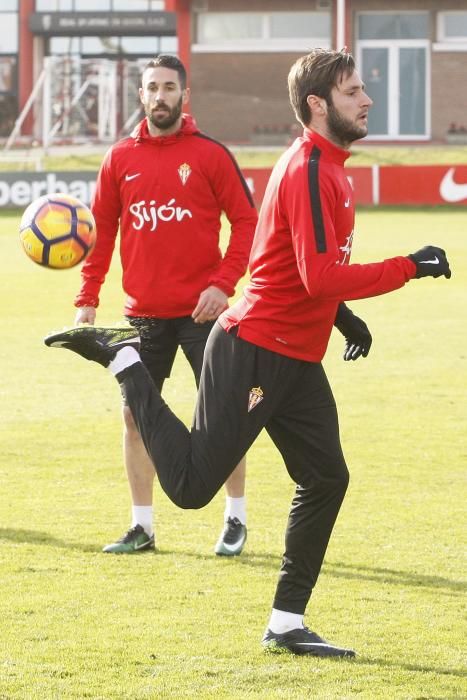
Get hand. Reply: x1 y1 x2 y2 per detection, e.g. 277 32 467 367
408 246 451 279
74 306 96 325
334 303 372 361
192 286 229 324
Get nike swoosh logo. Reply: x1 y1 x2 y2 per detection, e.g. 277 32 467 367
50 337 137 348
439 168 467 203
125 173 140 181
296 642 335 648
107 337 139 349
419 257 439 265
221 534 246 553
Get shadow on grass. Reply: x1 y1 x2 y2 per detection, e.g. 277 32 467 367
356 655 467 680
215 552 463 591
0 527 99 554
156 549 464 596
2 529 464 598
208 553 464 596
323 560 465 595
291 654 466 681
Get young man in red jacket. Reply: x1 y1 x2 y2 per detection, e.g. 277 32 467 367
73 55 257 555
47 49 451 656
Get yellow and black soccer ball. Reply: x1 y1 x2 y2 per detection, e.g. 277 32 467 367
19 193 96 269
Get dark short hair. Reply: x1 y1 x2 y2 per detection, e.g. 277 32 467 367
142 54 187 89
288 49 355 126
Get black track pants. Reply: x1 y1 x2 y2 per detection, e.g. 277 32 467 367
119 323 349 614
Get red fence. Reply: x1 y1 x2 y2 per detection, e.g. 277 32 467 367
242 164 467 208
1 165 466 208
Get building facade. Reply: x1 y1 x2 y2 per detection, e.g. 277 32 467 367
2 0 467 145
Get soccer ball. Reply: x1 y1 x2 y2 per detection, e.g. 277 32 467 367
19 193 96 269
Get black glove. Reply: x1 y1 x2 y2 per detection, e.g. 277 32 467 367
334 303 372 361
408 246 451 279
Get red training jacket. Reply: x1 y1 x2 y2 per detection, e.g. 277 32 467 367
220 129 416 362
75 115 257 317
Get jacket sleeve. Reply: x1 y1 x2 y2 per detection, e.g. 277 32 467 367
74 149 121 308
284 164 416 303
206 147 258 297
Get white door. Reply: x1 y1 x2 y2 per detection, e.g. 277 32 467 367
358 41 430 140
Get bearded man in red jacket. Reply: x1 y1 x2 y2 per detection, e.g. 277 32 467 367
47 48 450 656
73 54 257 556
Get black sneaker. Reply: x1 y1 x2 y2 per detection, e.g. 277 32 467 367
262 627 356 657
44 326 140 367
214 517 247 556
102 524 155 554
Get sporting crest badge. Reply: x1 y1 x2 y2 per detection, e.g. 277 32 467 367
178 162 191 185
248 386 264 412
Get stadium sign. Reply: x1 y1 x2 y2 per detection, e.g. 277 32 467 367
29 12 176 36
0 172 96 208
1 166 467 209
242 165 467 208
379 165 467 206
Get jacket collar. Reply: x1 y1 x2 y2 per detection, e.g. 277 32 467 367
303 127 351 164
132 113 199 145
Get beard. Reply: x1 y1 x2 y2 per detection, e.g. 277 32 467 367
146 95 183 131
326 100 368 146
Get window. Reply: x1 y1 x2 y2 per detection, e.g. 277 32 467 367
81 36 118 54
38 0 164 8
36 0 73 9
357 13 430 140
49 35 176 57
194 11 331 52
113 0 164 9
437 12 467 42
0 4 17 135
198 14 262 43
0 13 18 53
74 0 111 9
358 13 429 40
120 36 161 55
270 12 329 40
49 37 80 54
160 36 178 53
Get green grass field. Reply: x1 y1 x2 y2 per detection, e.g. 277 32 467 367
0 206 466 699
1 143 467 172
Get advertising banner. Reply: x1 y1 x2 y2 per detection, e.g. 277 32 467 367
0 172 96 208
1 165 466 209
29 12 176 36
243 165 467 208
379 165 467 206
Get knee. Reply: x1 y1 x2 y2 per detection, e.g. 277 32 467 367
328 455 349 493
309 458 349 495
337 463 350 495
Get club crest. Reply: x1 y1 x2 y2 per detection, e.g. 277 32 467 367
178 162 192 185
248 386 264 412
